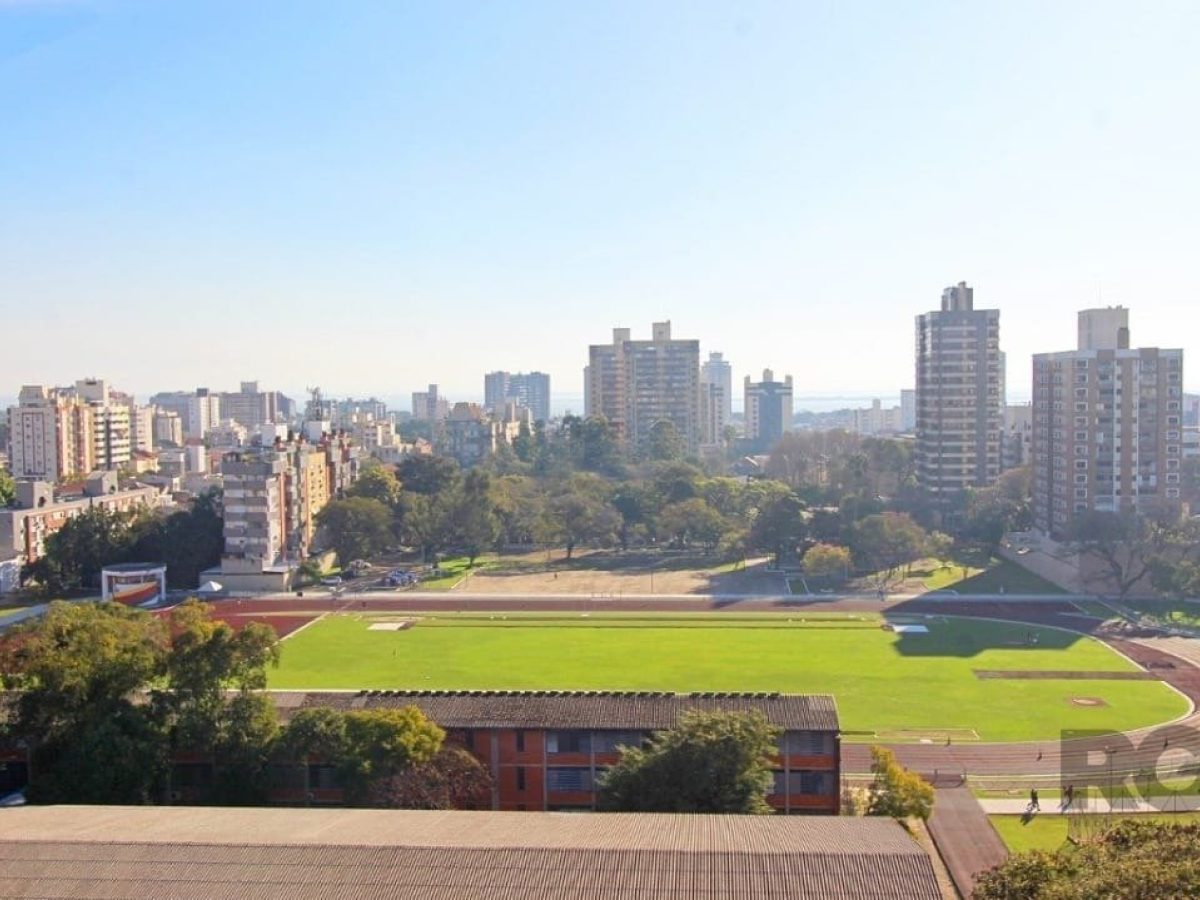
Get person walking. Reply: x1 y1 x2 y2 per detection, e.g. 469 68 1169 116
1063 784 1075 810
1029 788 1040 812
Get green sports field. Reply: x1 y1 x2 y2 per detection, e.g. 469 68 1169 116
269 613 1190 742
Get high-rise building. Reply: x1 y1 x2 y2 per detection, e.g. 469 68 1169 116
915 281 1004 499
220 381 278 430
6 386 80 481
699 381 727 447
744 369 794 449
151 389 222 440
153 409 184 447
586 322 701 453
73 379 131 471
1032 308 1184 539
701 352 733 427
484 372 551 423
900 390 917 432
411 384 449 422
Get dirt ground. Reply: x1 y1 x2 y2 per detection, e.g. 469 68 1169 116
457 554 790 596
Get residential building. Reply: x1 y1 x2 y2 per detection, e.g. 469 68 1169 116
153 408 184 447
900 389 916 432
915 281 1004 499
484 371 551 422
129 403 155 453
699 380 727 448
440 402 523 468
1183 393 1200 428
72 379 132 471
0 477 166 592
220 381 278 430
0 806 941 900
700 352 733 425
1003 403 1033 470
851 399 902 436
744 369 794 450
5 384 109 481
586 322 701 453
151 389 222 441
1032 307 1184 539
411 384 449 422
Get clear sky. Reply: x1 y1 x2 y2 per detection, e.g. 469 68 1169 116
2 0 1198 408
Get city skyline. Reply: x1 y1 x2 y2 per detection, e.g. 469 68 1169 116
2 2 1198 399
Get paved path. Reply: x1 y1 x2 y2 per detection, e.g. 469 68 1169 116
980 795 1200 815
926 787 1008 898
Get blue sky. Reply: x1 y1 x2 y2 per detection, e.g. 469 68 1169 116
2 0 1198 408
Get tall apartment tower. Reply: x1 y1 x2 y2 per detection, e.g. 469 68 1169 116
221 381 278 430
701 352 734 427
73 379 131 472
915 282 1004 499
484 371 551 422
586 322 701 452
744 369 794 450
1032 307 1184 539
411 384 449 422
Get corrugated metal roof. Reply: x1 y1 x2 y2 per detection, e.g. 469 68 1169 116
0 808 939 899
286 690 841 731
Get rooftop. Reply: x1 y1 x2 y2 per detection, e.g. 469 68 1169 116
281 689 841 731
0 806 939 899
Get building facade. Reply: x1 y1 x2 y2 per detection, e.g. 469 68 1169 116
484 371 551 423
586 322 701 453
271 690 840 814
151 389 222 441
411 384 449 422
700 352 734 427
1032 308 1184 539
220 381 278 430
744 369 794 449
915 281 1004 499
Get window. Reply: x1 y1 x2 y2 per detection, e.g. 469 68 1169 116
782 731 831 755
546 767 592 792
546 731 591 754
515 730 525 753
516 767 526 791
591 731 645 753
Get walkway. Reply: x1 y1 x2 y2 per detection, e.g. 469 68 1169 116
980 795 1200 815
926 787 1008 899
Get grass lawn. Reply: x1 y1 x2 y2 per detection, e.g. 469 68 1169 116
270 613 1188 742
419 556 493 590
1126 599 1200 631
929 558 1066 595
990 813 1200 854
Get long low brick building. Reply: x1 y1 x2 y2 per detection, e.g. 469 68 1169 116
271 689 842 814
0 806 942 899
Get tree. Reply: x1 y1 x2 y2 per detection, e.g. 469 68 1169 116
599 710 780 814
866 746 934 820
801 543 852 581
0 601 170 804
748 493 808 566
658 498 730 550
546 489 620 560
847 513 928 587
1149 520 1200 597
975 820 1200 899
369 746 493 809
22 505 136 595
397 455 460 496
448 470 499 565
0 467 14 507
645 419 685 462
399 491 453 562
316 496 394 565
1074 510 1176 600
348 462 402 507
339 707 445 804
130 489 225 589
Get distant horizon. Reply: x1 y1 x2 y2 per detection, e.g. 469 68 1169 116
2 387 1041 419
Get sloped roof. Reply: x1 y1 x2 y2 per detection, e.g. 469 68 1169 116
284 689 840 731
0 806 940 899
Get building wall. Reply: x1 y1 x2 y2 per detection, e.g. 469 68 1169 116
1032 345 1184 538
744 371 794 448
915 283 1004 498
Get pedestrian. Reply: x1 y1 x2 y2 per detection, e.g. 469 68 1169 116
1064 784 1075 809
945 736 952 747
1030 788 1040 812
1037 749 1043 761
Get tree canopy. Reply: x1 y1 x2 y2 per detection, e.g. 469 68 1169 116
598 710 780 814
